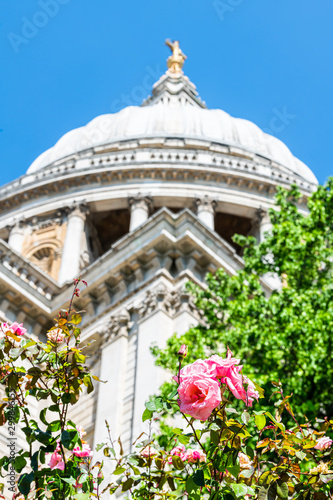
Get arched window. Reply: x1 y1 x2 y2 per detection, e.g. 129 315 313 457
30 247 55 274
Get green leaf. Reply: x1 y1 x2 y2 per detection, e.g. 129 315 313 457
61 430 78 450
258 487 268 500
61 477 77 485
71 314 82 325
231 483 248 498
172 455 185 470
113 467 126 475
186 476 199 493
241 411 250 424
61 392 72 404
276 482 289 500
210 429 220 446
14 455 27 473
18 472 34 496
82 375 94 394
40 408 49 426
74 494 91 500
172 428 183 435
33 429 53 445
168 387 178 399
255 414 267 431
228 464 240 478
178 434 190 445
122 478 134 492
265 412 285 433
192 469 205 487
142 408 153 422
47 420 62 432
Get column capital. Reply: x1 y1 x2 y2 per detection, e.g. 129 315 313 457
67 202 89 221
128 194 153 210
6 219 26 233
194 196 217 214
256 207 271 225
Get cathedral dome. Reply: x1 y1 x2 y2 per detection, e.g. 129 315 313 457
27 72 317 186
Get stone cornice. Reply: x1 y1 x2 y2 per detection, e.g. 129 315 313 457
0 139 315 216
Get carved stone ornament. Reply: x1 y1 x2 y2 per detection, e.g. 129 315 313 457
99 309 133 345
136 285 199 319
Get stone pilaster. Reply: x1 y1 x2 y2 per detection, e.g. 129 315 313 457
93 310 132 450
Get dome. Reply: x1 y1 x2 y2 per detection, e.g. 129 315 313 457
27 72 318 186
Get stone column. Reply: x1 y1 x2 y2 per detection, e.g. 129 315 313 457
258 209 273 242
128 195 152 231
195 197 216 230
58 205 88 285
8 223 25 254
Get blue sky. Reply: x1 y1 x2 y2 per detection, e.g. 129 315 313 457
1 0 332 185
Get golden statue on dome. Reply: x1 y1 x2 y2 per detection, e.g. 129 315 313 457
165 39 187 74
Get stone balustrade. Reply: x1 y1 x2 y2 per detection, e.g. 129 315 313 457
0 240 59 301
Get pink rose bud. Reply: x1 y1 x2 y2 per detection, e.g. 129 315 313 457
178 344 188 357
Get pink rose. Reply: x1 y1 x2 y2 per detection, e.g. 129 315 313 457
176 351 259 417
47 328 65 343
168 445 186 464
48 451 65 470
2 322 27 337
178 371 221 421
184 449 207 463
207 353 259 407
140 446 158 458
174 359 213 384
73 443 93 458
314 436 333 451
205 351 242 379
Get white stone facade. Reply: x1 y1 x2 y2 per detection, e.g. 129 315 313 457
0 52 318 494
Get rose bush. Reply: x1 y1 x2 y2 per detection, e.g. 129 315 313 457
0 280 333 499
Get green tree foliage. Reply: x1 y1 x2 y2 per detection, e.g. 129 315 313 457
153 180 333 421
